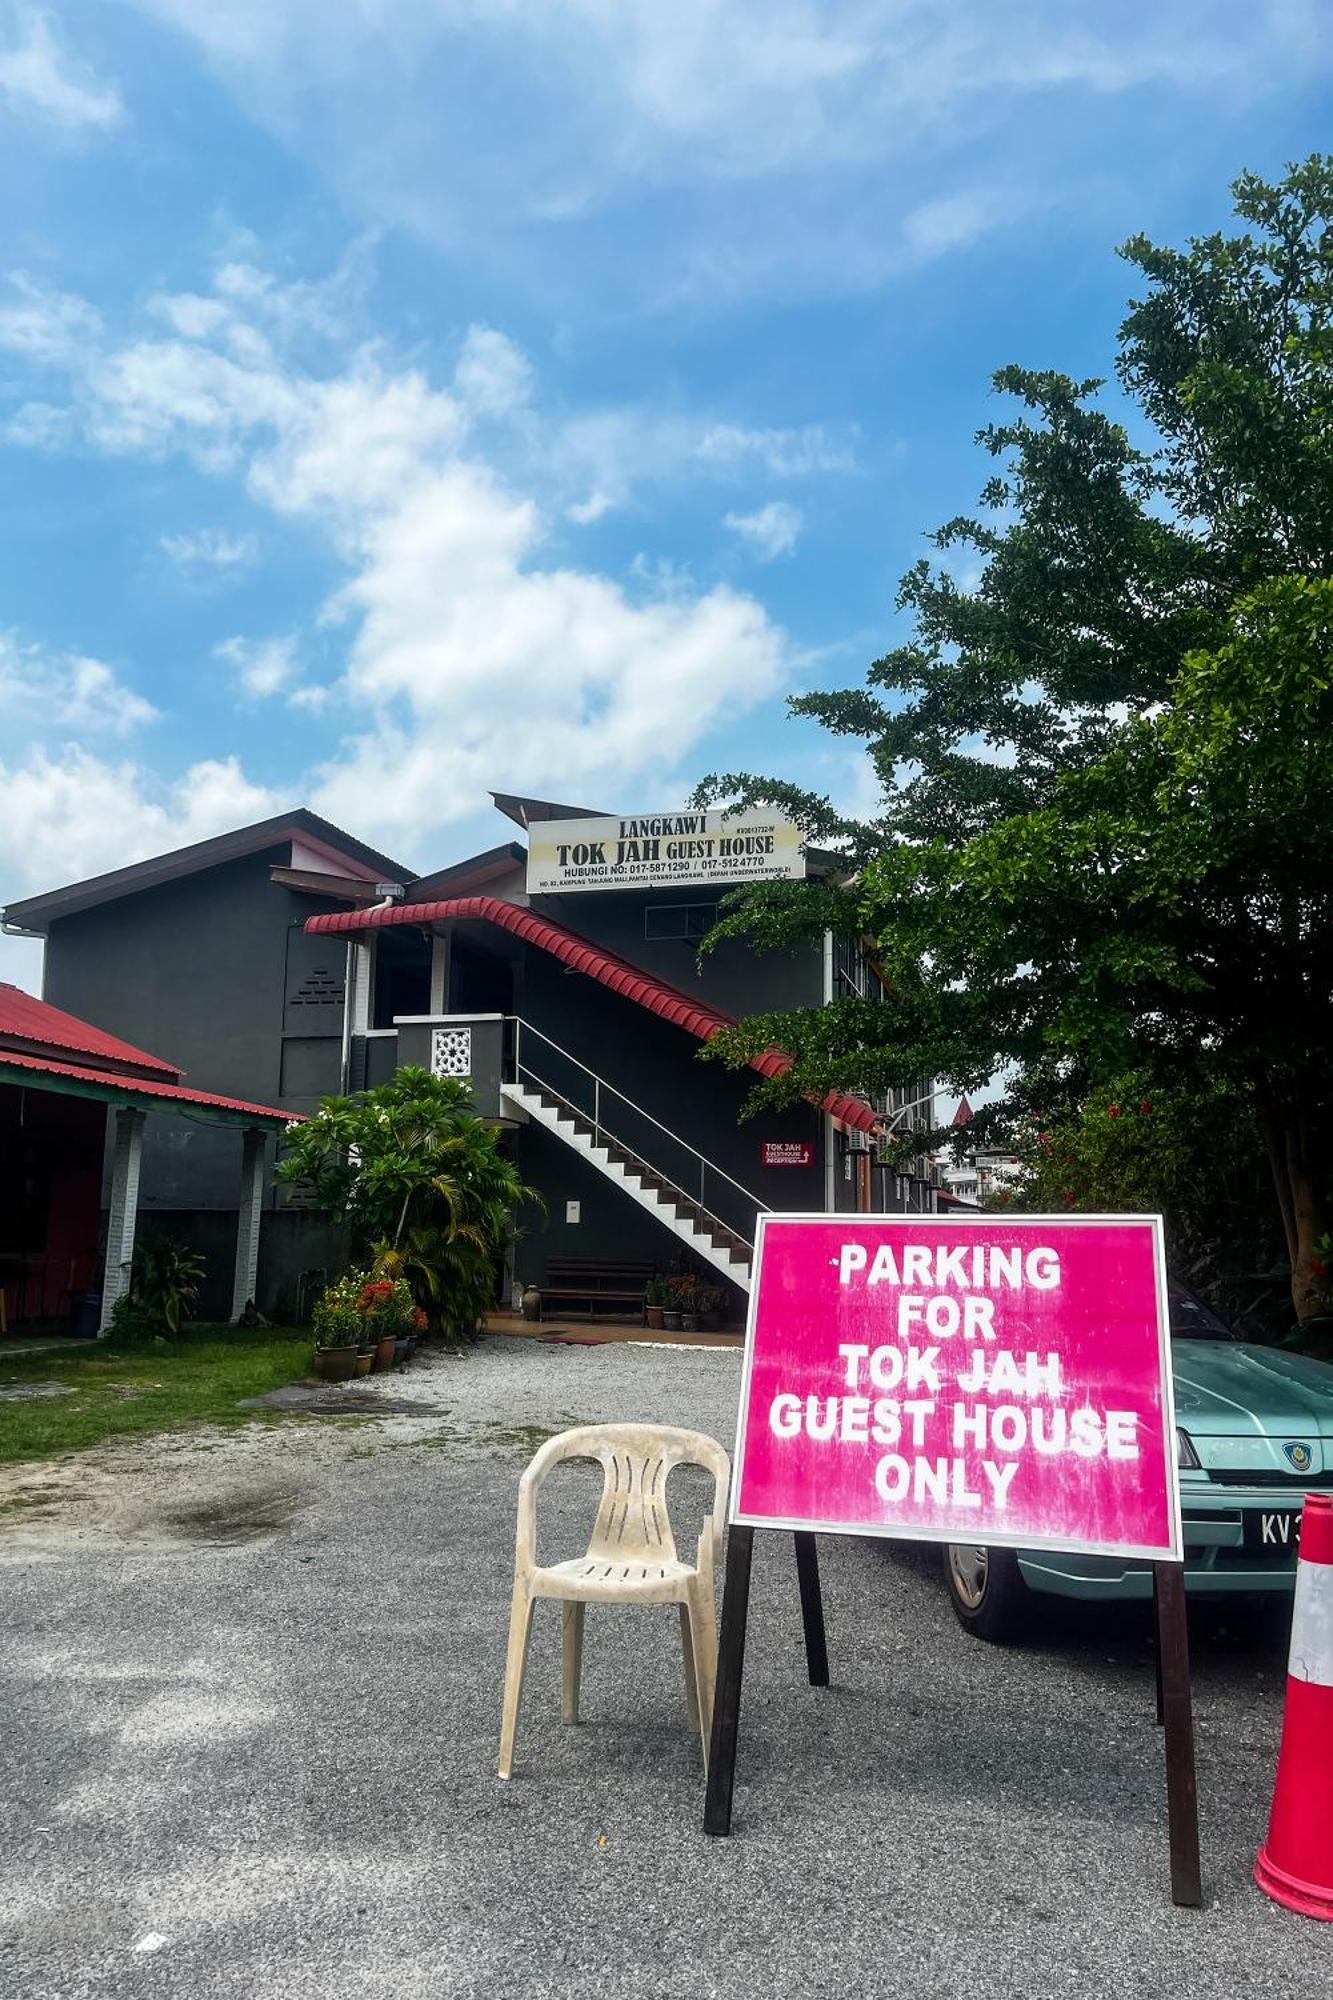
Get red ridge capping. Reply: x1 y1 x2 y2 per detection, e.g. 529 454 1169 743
0 1045 294 1124
0 982 181 1079
305 896 882 1136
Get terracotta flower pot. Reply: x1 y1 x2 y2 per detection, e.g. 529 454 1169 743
645 1305 664 1329
354 1350 374 1377
374 1335 396 1371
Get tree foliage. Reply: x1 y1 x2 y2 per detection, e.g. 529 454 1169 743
695 158 1333 1329
275 1067 542 1337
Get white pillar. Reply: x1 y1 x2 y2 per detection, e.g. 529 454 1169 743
100 1106 146 1333
429 932 450 1015
350 939 373 1034
231 1126 268 1321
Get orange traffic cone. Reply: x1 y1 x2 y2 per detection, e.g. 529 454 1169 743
1255 1491 1333 1921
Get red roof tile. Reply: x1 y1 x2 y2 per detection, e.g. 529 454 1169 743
0 1045 293 1124
0 982 182 1078
305 896 881 1135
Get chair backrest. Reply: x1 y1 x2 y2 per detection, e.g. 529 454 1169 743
518 1423 730 1568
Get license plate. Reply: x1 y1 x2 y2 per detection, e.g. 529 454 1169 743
1244 1508 1302 1555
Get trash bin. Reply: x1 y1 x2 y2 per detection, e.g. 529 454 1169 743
69 1290 102 1339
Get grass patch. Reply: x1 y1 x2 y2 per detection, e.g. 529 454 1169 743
0 1323 315 1468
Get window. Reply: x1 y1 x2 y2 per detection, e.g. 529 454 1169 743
832 933 887 1004
644 904 717 941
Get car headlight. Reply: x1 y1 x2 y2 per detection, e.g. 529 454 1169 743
1176 1428 1200 1469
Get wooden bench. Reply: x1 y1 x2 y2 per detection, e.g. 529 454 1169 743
536 1258 654 1322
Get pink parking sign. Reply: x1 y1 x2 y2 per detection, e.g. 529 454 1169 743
732 1213 1182 1561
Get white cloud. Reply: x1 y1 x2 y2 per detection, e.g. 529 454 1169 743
900 190 1016 263
4 399 74 448
0 274 102 365
120 3 1327 308
1 261 790 854
696 423 856 478
724 499 802 562
566 490 612 525
0 633 157 735
0 748 274 907
214 633 297 699
160 527 258 570
453 325 532 417
0 8 124 130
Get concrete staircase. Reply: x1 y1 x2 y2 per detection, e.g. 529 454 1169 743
500 1079 753 1288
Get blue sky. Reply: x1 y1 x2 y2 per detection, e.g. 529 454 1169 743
1 2 1331 992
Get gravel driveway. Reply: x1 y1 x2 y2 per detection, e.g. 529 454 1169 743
0 1335 1323 1998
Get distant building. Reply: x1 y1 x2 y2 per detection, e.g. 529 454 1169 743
935 1094 1022 1208
3 794 940 1326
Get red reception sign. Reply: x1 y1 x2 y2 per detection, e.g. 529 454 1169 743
732 1213 1182 1561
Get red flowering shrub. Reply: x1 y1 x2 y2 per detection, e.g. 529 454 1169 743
313 1269 419 1348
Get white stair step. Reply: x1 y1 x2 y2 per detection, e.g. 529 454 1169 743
503 1082 753 1290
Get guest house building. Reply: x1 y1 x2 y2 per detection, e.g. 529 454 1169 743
2 796 937 1329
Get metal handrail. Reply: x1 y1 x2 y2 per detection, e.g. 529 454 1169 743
505 1015 771 1220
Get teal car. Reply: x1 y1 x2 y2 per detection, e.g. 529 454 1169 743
944 1283 1333 1640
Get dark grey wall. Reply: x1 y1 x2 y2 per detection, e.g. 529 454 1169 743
509 943 826 1250
44 848 343 1105
41 849 355 1314
510 1123 749 1321
135 1208 350 1323
527 888 824 1018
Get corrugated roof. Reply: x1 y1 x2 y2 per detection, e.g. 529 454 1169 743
0 982 181 1078
305 895 881 1135
0 1045 293 1125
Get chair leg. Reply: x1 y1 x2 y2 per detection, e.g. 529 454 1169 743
679 1602 700 1732
498 1578 535 1779
687 1583 718 1772
561 1601 585 1725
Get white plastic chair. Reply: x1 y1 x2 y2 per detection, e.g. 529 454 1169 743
497 1423 730 1779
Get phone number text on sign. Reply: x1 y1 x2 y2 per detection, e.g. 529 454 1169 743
731 1214 1181 1561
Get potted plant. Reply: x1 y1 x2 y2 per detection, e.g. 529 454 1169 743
661 1273 683 1332
697 1282 726 1332
313 1271 420 1377
644 1277 667 1331
672 1274 701 1333
311 1277 362 1382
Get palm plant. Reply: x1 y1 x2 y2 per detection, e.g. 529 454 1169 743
277 1066 543 1338
122 1236 205 1334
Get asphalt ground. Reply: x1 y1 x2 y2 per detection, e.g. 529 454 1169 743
0 1336 1325 1999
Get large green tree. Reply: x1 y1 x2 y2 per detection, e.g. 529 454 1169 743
696 159 1333 1329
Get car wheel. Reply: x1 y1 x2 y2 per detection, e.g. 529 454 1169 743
943 1542 1030 1642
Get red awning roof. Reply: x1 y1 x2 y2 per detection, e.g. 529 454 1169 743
305 895 881 1135
0 981 181 1078
0 1045 293 1125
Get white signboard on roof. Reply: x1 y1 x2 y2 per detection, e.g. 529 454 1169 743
525 809 808 896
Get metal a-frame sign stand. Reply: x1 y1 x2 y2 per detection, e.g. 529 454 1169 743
702 1199 1203 1910
703 1526 1202 1910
